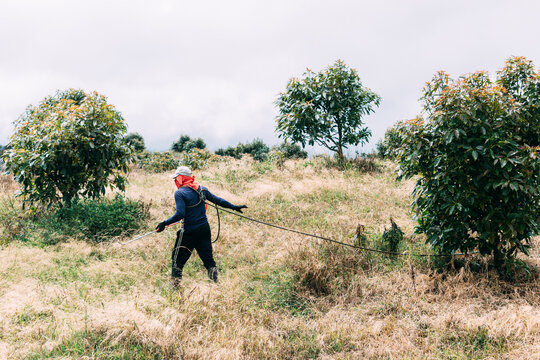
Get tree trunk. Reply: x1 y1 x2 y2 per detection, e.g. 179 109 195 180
336 144 345 166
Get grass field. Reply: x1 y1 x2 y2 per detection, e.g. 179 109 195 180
0 157 539 359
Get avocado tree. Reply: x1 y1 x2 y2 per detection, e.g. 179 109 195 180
398 57 539 271
171 134 206 153
275 60 381 163
125 132 145 153
377 119 423 160
2 89 133 207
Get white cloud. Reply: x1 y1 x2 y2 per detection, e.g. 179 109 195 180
1 0 539 153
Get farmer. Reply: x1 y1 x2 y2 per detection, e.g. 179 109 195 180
155 166 247 284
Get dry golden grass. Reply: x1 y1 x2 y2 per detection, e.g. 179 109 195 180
0 157 538 359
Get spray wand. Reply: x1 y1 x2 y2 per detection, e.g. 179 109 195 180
120 222 180 246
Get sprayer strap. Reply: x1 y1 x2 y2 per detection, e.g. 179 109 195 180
184 186 205 208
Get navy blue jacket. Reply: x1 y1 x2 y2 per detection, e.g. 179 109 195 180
163 186 237 231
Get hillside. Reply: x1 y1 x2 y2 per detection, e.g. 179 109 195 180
0 157 539 359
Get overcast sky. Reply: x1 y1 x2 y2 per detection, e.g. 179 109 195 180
1 0 539 154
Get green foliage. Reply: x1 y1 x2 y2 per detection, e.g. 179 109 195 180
271 141 308 159
171 134 206 153
398 56 540 269
179 148 221 170
0 195 148 245
246 268 309 316
0 144 5 166
54 194 148 242
437 326 508 359
381 219 404 253
136 151 179 173
276 60 381 162
0 196 27 246
125 132 145 152
2 89 132 207
215 138 270 161
377 120 422 159
28 329 168 359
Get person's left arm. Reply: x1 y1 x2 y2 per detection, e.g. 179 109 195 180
156 191 186 232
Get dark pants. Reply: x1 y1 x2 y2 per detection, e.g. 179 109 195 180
172 222 215 272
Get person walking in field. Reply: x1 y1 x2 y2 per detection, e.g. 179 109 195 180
155 166 247 285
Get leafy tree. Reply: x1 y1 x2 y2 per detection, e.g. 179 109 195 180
125 132 145 153
171 134 206 153
398 57 540 271
0 144 5 167
276 60 381 162
215 138 270 161
2 89 132 207
272 141 308 159
377 119 423 159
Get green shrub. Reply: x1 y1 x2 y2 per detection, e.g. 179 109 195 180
27 329 169 359
271 142 308 159
0 196 28 246
377 119 425 160
1 195 148 245
380 219 404 254
0 144 5 168
125 132 145 153
179 148 220 170
136 151 179 173
216 138 270 161
2 89 132 207
171 134 206 153
54 194 149 242
398 56 540 271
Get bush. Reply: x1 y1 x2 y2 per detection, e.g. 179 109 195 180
380 219 404 254
398 57 540 271
271 142 308 159
2 89 132 207
54 194 149 242
171 135 206 153
125 132 145 153
0 195 148 245
377 119 424 160
216 138 270 161
136 151 179 173
179 148 221 170
0 196 27 246
0 144 5 168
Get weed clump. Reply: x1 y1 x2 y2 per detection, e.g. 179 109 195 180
286 243 371 297
0 195 149 245
27 328 173 359
55 194 149 242
380 218 404 254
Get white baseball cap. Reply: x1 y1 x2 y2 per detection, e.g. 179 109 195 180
170 166 192 178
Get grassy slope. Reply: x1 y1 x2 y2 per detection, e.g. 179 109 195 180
0 157 539 359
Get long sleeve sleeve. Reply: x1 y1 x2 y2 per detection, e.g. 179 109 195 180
203 188 237 210
164 190 186 225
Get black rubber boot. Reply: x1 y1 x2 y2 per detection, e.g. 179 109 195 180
207 267 218 283
171 267 182 288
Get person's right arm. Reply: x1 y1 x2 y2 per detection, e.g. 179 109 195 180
156 191 186 232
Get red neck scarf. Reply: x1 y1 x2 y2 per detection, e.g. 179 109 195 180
174 175 199 191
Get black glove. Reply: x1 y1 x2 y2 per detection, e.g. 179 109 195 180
155 221 166 233
233 205 248 213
